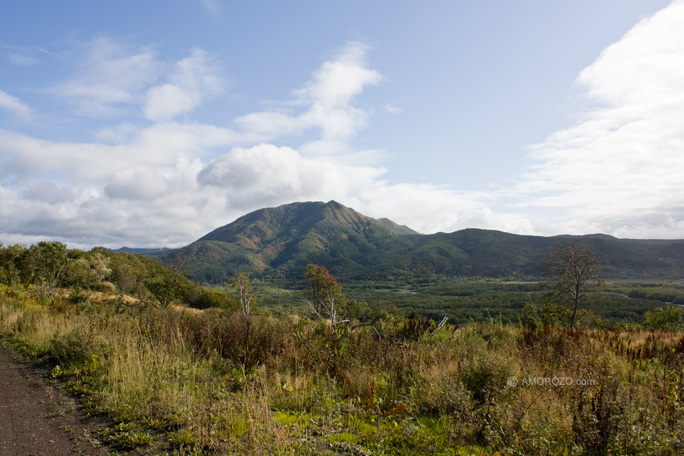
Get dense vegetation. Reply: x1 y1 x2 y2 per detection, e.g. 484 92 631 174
2 240 684 454
257 278 683 329
2 284 684 455
1 240 682 328
0 241 231 310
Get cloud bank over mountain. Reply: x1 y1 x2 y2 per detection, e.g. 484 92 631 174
1 1 684 248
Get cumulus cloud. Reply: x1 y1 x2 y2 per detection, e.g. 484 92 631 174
144 48 224 121
0 125 230 247
353 183 500 234
235 42 382 142
198 143 384 210
0 89 32 120
520 0 684 238
298 43 381 109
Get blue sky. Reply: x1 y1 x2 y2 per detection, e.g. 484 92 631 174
1 0 683 248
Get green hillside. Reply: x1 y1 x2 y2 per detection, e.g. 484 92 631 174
154 201 684 284
158 201 415 283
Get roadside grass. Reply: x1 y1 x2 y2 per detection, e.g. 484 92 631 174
1 285 684 455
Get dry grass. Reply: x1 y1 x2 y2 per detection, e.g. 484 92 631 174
1 287 683 455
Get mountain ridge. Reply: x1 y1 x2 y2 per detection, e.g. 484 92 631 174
153 201 684 283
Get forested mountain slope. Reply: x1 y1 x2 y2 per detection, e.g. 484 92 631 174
154 201 684 283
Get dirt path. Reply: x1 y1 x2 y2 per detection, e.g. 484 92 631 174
0 345 109 456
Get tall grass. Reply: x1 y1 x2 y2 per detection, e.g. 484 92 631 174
1 286 683 455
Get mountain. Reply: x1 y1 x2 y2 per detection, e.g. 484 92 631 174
157 201 418 283
154 201 684 283
112 246 170 255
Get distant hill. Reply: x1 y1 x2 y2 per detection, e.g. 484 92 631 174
153 201 684 284
112 246 170 255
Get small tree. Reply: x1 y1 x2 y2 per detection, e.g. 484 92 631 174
147 267 184 308
304 264 348 333
25 241 68 298
231 272 256 316
89 250 112 283
543 240 603 329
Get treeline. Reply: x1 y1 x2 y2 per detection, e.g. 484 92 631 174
0 241 229 309
627 287 684 304
0 241 404 324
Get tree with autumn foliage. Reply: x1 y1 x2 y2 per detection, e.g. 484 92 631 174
304 264 348 333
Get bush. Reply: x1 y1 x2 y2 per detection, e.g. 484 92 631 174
643 306 684 331
522 302 571 327
460 350 512 405
44 330 92 367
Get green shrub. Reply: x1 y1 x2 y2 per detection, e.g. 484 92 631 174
643 306 684 331
44 329 92 367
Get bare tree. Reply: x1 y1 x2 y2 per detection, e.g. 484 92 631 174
543 240 604 328
231 273 256 316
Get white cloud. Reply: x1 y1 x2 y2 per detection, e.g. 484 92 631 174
448 207 536 235
0 128 144 183
144 48 224 121
355 183 497 234
95 122 139 143
521 0 684 238
297 43 381 109
198 143 384 210
9 52 38 66
235 42 381 142
199 0 222 17
47 39 224 121
0 122 521 246
0 89 32 120
384 103 402 114
2 45 48 67
0 120 241 184
0 127 228 247
196 143 519 236
52 37 162 117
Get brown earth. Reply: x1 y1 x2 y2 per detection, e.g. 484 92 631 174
0 345 109 456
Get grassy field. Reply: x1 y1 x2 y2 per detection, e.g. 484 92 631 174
1 284 684 455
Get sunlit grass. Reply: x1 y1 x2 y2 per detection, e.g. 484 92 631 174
1 287 683 455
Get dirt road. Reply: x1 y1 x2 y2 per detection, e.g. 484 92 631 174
0 345 108 455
